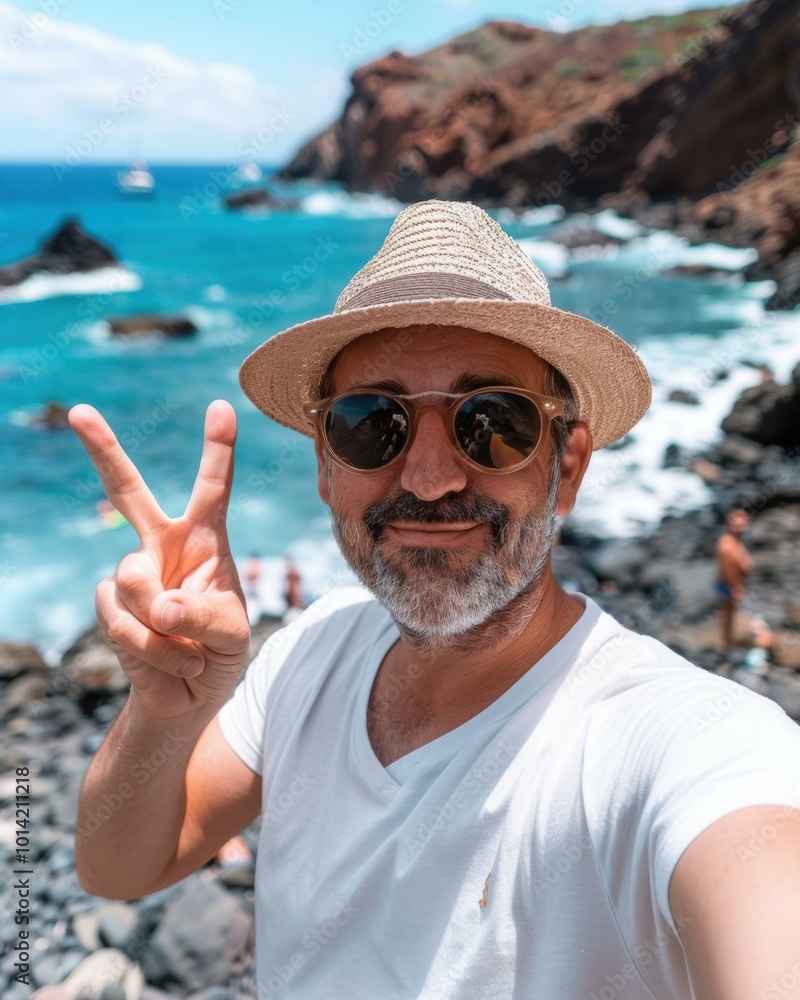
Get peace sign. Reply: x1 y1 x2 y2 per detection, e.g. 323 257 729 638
68 400 251 721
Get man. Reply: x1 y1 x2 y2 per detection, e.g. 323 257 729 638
70 201 800 999
715 506 753 650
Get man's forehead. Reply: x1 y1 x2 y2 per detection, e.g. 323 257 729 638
328 324 549 390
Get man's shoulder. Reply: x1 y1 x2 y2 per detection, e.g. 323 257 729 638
578 598 786 724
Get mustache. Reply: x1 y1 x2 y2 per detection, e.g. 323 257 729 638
363 490 510 548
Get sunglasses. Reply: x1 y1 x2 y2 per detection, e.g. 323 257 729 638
304 386 566 475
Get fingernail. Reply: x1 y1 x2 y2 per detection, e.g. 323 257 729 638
179 657 203 677
161 601 184 632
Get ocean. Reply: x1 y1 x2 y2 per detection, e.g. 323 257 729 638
1 163 798 660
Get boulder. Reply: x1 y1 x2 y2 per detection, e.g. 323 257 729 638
0 219 117 289
141 875 254 995
721 363 800 446
57 626 130 711
223 188 299 211
0 641 48 680
107 315 198 338
667 389 699 405
582 540 650 590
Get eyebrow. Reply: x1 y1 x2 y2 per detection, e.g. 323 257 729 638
347 372 519 394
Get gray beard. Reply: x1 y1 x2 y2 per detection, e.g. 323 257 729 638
329 456 562 654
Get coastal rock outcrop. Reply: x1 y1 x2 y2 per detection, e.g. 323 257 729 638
106 315 198 338
279 0 800 304
280 2 798 205
0 219 118 289
721 361 800 446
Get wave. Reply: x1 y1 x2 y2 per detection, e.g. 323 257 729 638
572 307 799 537
298 189 404 218
0 266 141 306
516 238 570 279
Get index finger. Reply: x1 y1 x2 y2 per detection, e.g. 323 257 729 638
68 403 167 538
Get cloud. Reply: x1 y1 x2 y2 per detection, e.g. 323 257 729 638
0 1 292 161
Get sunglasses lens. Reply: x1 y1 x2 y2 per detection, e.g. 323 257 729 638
324 394 409 470
454 391 542 469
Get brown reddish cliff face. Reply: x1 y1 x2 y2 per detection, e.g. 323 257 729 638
278 0 800 305
280 2 798 206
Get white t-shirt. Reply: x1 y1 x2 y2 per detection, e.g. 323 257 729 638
217 587 800 999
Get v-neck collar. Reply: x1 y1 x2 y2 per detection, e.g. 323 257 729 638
351 595 594 802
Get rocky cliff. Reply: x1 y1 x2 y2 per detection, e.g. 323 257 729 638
279 0 800 303
280 1 798 204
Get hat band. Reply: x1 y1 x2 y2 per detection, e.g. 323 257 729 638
339 272 513 311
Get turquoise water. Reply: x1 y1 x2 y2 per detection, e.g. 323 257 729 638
1 164 796 655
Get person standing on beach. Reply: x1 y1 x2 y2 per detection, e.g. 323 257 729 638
69 201 800 1000
715 507 753 650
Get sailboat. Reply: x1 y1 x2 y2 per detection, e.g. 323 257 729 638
116 160 156 196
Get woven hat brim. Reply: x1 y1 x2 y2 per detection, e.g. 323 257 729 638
238 299 652 450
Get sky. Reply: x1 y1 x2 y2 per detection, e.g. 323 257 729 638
1 0 732 165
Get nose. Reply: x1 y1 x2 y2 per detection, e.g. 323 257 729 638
399 408 468 500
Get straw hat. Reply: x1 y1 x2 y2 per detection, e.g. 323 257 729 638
239 199 651 449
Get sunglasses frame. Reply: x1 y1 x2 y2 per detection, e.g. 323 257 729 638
304 386 566 476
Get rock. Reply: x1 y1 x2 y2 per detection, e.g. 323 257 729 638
73 903 137 954
771 634 800 673
662 443 682 469
717 433 765 467
766 671 800 719
222 188 299 211
99 905 138 953
2 672 49 713
667 389 699 405
721 363 800 447
31 948 143 1000
0 219 117 289
0 641 49 680
142 875 254 995
691 137 800 311
547 218 620 249
583 540 649 590
107 315 198 339
28 401 72 429
688 456 723 484
58 627 130 712
279 2 798 214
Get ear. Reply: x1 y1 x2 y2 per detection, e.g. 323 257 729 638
314 433 330 505
555 422 593 517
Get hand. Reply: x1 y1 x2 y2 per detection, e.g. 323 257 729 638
68 400 251 721
732 585 745 605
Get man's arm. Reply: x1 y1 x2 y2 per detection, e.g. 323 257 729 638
77 703 261 899
68 401 258 899
668 804 800 999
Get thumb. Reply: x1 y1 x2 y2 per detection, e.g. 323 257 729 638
152 589 250 655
